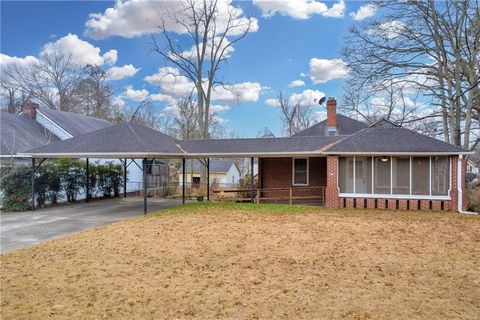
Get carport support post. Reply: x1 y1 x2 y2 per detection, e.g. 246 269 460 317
143 158 147 215
250 157 254 203
182 158 186 204
123 158 127 198
206 158 210 201
86 158 89 203
31 158 35 211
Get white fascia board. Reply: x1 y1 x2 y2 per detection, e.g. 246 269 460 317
36 110 73 139
324 151 474 156
21 151 327 159
339 193 451 200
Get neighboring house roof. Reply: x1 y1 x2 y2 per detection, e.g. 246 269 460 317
325 125 467 154
26 123 182 157
38 108 112 136
179 159 237 174
0 112 60 156
293 114 367 137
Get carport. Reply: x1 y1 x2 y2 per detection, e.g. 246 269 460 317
25 123 259 214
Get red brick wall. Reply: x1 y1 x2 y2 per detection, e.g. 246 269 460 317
259 157 326 204
325 156 340 208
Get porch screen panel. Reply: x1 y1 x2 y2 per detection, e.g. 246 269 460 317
374 157 391 194
392 157 410 194
431 156 449 195
355 157 372 193
338 157 353 193
412 157 430 195
293 158 308 185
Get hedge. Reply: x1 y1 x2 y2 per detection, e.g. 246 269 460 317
0 160 123 212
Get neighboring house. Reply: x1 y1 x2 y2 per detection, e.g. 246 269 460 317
178 159 240 187
26 97 472 212
466 159 478 174
0 102 167 194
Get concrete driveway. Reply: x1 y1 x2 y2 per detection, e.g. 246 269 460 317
1 197 181 253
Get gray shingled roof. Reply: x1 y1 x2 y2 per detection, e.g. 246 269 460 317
26 123 183 157
293 114 367 137
1 112 60 156
180 136 342 155
38 108 112 136
179 159 236 173
325 126 467 154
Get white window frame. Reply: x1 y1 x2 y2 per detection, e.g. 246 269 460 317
292 157 309 186
338 155 451 200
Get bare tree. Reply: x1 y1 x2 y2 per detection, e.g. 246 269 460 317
126 99 162 130
277 91 315 136
167 98 199 139
256 127 275 138
151 0 255 139
3 51 84 111
72 65 114 119
343 0 480 150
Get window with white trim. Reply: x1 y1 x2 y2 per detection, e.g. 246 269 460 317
338 156 450 197
293 158 308 186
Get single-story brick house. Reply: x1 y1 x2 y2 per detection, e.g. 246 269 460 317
24 98 472 212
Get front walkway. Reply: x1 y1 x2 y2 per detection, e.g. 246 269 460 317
0 197 181 253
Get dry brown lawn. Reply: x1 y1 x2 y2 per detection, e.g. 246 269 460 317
1 203 480 319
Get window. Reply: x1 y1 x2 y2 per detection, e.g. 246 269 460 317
338 156 451 198
374 157 391 194
431 156 449 195
412 157 429 195
293 158 308 185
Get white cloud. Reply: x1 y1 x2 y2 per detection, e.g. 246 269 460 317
41 33 118 67
288 89 325 106
288 79 305 88
175 37 235 61
374 20 408 40
306 58 349 84
0 53 39 70
144 67 195 98
85 0 258 39
253 0 345 19
145 66 262 104
265 98 280 107
107 64 140 80
211 82 262 104
122 85 149 101
103 50 118 65
149 93 177 105
349 3 377 21
265 89 325 107
210 104 231 112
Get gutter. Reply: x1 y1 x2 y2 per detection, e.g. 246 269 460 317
457 154 478 215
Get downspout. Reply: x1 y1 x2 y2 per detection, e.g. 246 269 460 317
457 155 477 215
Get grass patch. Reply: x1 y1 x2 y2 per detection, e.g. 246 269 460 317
1 204 479 319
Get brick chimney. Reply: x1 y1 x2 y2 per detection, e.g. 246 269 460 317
326 97 337 135
21 101 38 119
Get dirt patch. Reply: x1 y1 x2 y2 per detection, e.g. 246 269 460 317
1 204 479 319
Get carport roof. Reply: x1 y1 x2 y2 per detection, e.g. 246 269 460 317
25 123 185 158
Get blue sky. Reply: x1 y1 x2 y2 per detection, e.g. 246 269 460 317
1 0 375 137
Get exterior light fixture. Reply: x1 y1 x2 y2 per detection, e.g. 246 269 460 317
381 156 389 162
